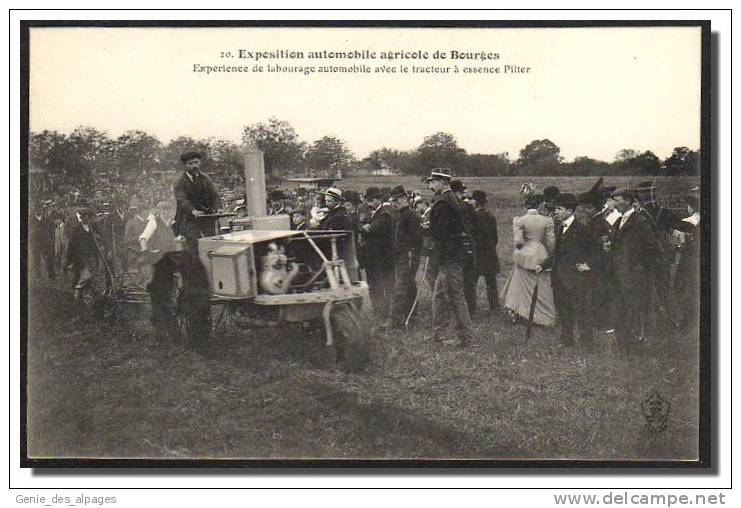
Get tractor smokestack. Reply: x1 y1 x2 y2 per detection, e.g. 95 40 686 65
244 139 267 217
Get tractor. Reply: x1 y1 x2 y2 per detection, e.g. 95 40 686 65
148 142 371 372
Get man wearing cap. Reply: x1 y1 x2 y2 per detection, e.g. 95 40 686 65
388 185 423 328
470 190 501 312
542 193 603 347
290 205 309 231
609 188 661 353
173 151 221 254
361 186 396 321
426 169 474 347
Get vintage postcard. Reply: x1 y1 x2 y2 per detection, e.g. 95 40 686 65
22 21 709 466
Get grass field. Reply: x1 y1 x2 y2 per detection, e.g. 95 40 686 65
26 176 701 461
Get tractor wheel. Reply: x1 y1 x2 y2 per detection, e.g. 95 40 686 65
330 304 370 373
149 251 211 351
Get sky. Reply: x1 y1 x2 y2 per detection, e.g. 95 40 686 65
29 26 702 162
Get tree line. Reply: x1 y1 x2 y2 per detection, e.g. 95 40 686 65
29 118 700 187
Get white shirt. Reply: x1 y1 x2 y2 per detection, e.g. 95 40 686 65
139 213 158 243
561 214 575 234
619 208 635 229
682 212 700 227
76 212 90 233
605 209 622 226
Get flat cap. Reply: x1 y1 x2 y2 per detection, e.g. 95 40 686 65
180 151 203 164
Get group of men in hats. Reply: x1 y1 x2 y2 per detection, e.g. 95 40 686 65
530 179 699 353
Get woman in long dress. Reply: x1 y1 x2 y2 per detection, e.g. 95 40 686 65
500 193 557 326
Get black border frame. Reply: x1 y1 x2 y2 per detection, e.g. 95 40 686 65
17 18 714 472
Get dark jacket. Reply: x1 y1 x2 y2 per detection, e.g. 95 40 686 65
173 171 220 227
318 205 352 231
64 215 99 268
473 206 500 274
394 206 423 259
610 210 661 295
429 190 471 263
363 203 396 270
547 217 604 292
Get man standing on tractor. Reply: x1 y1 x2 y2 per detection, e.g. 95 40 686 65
173 151 221 254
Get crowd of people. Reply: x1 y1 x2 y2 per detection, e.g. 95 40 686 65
29 151 701 355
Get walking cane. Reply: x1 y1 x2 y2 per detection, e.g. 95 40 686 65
525 271 540 341
405 256 430 327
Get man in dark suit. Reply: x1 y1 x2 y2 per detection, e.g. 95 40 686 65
388 185 423 328
173 151 221 254
545 193 603 347
470 190 500 312
450 180 479 317
64 201 101 300
610 188 661 353
361 187 396 321
427 170 473 347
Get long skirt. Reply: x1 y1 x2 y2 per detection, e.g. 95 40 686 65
500 265 556 327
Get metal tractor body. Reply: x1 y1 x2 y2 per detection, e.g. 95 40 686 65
150 142 370 371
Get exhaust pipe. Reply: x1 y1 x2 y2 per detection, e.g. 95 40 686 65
244 139 267 217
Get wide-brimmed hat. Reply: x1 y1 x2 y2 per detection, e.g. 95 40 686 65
424 168 453 182
322 187 344 201
180 151 203 164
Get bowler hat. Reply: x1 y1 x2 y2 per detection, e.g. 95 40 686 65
450 180 466 193
269 189 286 201
424 168 453 182
471 190 487 204
180 151 203 164
543 186 560 201
554 193 578 209
389 185 407 199
365 186 382 200
344 190 362 205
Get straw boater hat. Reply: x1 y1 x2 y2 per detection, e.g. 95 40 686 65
322 187 344 201
424 168 453 182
